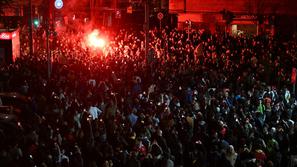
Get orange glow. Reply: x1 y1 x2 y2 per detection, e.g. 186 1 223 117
86 30 106 49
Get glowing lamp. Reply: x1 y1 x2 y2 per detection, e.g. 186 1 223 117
34 20 39 25
33 18 40 27
55 0 63 9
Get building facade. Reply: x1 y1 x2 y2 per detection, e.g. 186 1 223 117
169 0 297 35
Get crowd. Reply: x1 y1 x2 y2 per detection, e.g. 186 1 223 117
0 24 297 167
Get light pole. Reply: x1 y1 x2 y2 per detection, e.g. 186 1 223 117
29 0 33 56
46 0 55 79
144 0 149 65
46 19 51 79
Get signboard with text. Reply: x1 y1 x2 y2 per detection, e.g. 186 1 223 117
55 0 64 9
0 29 20 64
0 32 12 40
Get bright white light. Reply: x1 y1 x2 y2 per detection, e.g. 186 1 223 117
55 0 63 9
87 30 106 48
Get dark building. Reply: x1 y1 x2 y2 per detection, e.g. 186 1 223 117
169 0 297 36
1 0 297 36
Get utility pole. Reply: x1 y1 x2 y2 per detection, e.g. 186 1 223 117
144 0 149 65
46 0 52 79
46 20 51 79
28 0 33 56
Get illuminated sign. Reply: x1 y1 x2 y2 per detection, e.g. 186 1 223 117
0 32 18 40
0 32 11 40
54 0 63 9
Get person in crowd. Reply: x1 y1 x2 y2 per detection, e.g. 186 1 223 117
0 24 297 167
